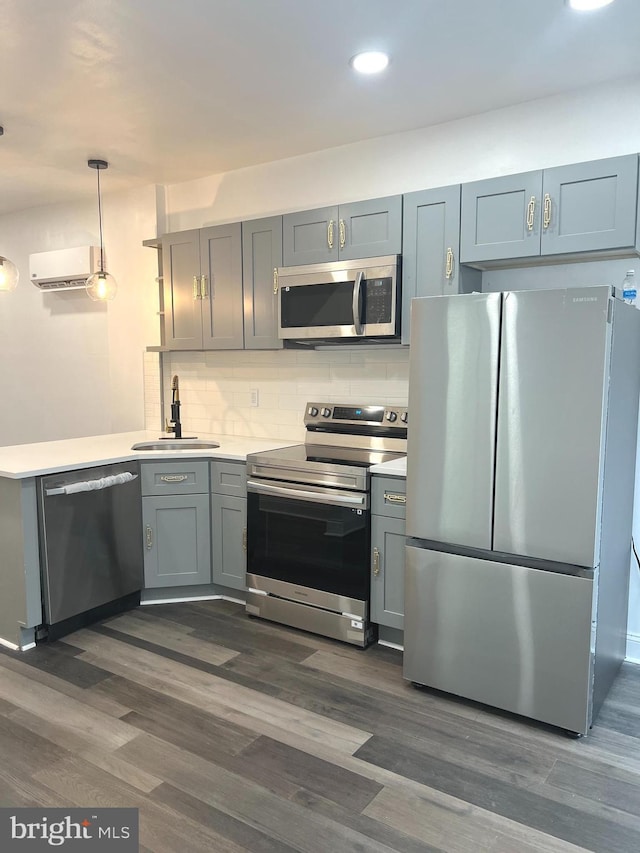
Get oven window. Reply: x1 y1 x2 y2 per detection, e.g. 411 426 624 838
247 492 370 600
280 281 355 328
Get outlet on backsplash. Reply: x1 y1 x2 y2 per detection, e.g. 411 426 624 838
250 389 259 407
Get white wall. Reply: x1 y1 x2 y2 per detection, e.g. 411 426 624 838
0 184 159 446
165 76 640 231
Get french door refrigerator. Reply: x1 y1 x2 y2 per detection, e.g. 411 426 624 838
404 286 640 735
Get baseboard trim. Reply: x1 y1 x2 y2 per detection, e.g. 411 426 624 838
626 632 640 664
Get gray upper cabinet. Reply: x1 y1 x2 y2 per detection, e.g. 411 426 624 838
282 196 402 266
162 223 243 350
540 156 639 255
283 206 339 265
461 155 639 266
161 229 203 349
401 185 461 345
242 216 283 350
461 171 543 264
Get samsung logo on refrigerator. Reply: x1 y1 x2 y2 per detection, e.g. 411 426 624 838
572 296 598 303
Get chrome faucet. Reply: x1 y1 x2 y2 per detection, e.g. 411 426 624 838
165 375 183 438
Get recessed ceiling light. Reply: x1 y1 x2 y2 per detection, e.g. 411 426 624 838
568 0 615 10
350 51 390 75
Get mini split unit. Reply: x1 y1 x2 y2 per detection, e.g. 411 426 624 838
29 246 101 291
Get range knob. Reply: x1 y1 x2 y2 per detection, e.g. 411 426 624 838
321 407 331 418
400 412 408 424
386 411 398 422
308 406 319 417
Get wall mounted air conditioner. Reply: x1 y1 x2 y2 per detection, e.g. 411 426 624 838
29 246 101 291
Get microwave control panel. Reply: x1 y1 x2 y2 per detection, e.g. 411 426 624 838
363 278 392 323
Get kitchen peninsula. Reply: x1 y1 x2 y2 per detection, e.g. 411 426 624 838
0 431 297 650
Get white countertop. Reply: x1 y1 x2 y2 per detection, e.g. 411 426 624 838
370 457 407 477
0 431 298 479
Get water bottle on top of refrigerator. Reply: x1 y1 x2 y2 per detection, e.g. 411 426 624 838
621 270 637 307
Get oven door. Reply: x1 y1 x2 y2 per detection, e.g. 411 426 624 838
277 257 399 340
247 479 371 608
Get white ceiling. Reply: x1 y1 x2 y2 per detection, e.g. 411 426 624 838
1 0 639 216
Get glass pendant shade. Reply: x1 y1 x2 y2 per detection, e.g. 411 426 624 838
0 256 19 292
85 158 117 301
86 270 117 301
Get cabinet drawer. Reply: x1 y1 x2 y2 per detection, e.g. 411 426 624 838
141 461 209 496
372 476 407 519
210 460 247 497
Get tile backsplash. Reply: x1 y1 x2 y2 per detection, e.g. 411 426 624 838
144 347 409 441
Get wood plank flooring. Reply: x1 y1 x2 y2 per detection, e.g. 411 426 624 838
0 599 639 853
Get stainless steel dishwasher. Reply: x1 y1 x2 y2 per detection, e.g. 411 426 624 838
37 461 144 641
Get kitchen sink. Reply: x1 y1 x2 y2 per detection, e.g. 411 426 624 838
131 440 220 451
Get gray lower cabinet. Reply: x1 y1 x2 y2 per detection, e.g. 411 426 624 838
210 461 247 591
242 216 283 350
162 223 244 350
371 476 406 631
141 461 211 588
211 495 247 591
283 196 402 266
461 155 639 266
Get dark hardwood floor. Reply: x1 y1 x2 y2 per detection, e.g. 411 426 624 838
0 599 639 852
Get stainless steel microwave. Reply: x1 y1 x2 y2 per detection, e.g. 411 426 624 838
277 255 401 342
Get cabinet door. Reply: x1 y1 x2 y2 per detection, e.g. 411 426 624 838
282 206 339 265
541 155 639 256
371 514 406 630
200 223 244 350
142 494 211 588
211 494 246 591
338 195 402 261
161 230 203 350
401 186 461 344
242 216 283 349
460 171 543 264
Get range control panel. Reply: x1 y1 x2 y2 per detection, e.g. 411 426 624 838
304 402 408 428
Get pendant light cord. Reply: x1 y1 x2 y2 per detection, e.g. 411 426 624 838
96 166 104 273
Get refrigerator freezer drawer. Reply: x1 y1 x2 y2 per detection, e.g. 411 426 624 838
403 545 595 734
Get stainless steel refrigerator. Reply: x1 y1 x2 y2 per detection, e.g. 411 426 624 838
404 286 640 735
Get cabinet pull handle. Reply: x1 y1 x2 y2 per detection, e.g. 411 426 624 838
526 195 536 231
339 218 346 249
328 220 334 249
373 546 381 576
193 275 200 299
445 247 454 279
543 193 552 230
242 527 247 553
201 274 209 298
145 525 153 550
159 474 189 483
384 492 406 504
273 267 278 294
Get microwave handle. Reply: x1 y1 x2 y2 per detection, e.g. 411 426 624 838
353 270 364 335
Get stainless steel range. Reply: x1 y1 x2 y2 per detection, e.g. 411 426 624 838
245 402 408 647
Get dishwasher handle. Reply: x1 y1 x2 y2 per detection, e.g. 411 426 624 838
45 471 138 496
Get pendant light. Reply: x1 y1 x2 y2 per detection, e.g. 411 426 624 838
85 158 117 301
0 256 19 292
0 126 19 292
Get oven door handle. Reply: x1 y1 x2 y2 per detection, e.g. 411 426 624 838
352 270 364 335
247 479 367 508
